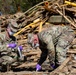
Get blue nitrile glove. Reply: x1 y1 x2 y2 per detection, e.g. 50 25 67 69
7 43 17 48
36 64 41 71
50 63 56 69
18 46 23 51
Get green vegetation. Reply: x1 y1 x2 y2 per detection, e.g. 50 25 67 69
0 0 43 14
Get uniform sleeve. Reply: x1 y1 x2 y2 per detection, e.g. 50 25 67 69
38 48 48 65
43 35 55 65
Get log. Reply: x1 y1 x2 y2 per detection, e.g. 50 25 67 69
72 38 76 45
65 7 76 13
27 55 39 61
16 62 37 68
14 17 48 36
13 19 41 36
67 49 76 54
23 51 41 56
56 9 76 28
1 71 49 75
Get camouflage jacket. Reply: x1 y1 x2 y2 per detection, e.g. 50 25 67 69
38 25 75 50
0 31 10 41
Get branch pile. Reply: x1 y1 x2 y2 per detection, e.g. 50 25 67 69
0 0 76 75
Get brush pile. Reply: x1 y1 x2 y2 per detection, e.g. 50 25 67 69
0 0 76 75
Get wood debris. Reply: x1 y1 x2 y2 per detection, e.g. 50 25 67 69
0 0 76 75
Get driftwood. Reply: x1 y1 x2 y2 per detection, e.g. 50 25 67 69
66 7 76 13
16 62 37 68
0 71 49 75
0 1 76 75
67 49 76 54
14 17 48 36
56 9 76 28
23 51 41 56
14 19 41 36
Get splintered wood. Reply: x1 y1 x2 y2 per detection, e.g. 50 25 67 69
0 0 76 75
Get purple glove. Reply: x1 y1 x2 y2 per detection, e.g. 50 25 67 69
18 46 23 51
50 63 56 69
7 43 17 48
36 64 41 71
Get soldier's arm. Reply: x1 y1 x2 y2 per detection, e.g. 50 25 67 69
44 35 55 65
38 48 48 65
37 32 55 65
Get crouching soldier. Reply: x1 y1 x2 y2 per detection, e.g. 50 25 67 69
27 25 75 71
0 19 19 70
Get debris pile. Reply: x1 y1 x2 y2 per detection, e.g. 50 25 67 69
0 0 76 75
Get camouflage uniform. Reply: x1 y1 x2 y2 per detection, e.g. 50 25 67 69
0 19 19 67
38 25 75 65
0 32 10 44
0 19 19 43
0 31 15 44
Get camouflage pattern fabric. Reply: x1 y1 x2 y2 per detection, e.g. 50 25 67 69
38 25 75 65
0 32 17 66
0 31 16 44
0 43 18 66
56 31 75 64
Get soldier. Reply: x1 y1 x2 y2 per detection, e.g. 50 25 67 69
0 19 22 71
27 25 75 71
0 19 19 43
0 19 18 65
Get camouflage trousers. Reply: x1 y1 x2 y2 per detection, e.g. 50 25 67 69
48 32 75 65
55 32 75 65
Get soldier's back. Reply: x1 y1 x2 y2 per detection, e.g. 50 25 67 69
38 25 74 44
38 25 63 40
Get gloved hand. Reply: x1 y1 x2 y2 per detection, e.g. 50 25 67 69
7 43 17 48
50 63 56 69
18 46 23 51
36 64 41 71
